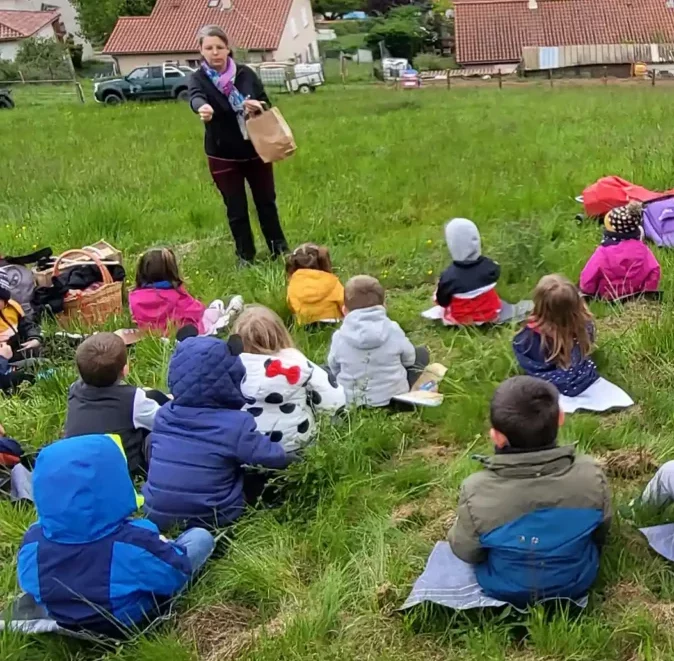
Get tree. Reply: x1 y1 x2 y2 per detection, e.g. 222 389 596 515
365 6 426 59
15 37 72 80
312 0 365 20
71 0 157 46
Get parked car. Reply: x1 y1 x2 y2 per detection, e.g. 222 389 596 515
249 62 324 94
0 88 14 109
94 64 191 105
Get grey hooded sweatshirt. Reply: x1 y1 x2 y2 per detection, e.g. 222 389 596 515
327 305 416 407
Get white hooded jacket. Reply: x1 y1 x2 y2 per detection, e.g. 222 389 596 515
327 306 416 407
239 348 346 453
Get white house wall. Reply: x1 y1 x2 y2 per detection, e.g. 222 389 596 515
0 0 93 59
274 0 318 63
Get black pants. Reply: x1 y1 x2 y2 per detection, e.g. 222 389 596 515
212 157 288 262
407 346 431 388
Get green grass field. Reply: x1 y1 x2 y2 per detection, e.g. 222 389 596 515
4 84 674 660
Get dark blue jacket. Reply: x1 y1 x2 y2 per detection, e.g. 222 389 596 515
142 337 291 531
512 325 599 397
18 434 192 635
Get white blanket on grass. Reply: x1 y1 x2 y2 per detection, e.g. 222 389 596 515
559 377 634 414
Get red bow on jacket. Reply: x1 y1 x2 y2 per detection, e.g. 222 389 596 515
265 359 301 385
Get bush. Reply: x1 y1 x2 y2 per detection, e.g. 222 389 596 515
328 19 374 35
412 53 457 71
0 59 20 82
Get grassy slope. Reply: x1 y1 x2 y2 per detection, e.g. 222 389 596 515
3 85 674 660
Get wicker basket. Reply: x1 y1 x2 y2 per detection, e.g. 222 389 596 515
54 249 123 327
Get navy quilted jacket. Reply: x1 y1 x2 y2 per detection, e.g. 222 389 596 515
142 337 291 530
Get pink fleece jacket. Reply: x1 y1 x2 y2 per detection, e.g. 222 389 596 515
129 286 207 334
580 239 661 301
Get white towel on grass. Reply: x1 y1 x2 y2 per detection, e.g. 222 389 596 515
559 377 634 414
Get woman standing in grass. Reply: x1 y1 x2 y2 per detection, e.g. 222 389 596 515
188 25 288 266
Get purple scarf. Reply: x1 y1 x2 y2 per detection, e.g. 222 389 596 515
202 58 248 139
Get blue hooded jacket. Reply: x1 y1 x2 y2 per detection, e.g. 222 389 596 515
17 435 192 635
142 337 291 531
512 324 599 397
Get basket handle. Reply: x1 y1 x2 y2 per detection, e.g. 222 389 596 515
53 249 113 285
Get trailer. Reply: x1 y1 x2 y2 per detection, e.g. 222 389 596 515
250 62 324 94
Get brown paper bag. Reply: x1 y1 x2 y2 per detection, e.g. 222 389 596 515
246 107 296 164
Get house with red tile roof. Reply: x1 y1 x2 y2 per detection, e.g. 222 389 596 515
0 9 64 61
455 0 674 75
103 0 318 75
0 1 93 60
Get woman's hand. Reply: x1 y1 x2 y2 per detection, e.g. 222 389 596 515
20 339 40 351
198 104 214 123
243 99 264 114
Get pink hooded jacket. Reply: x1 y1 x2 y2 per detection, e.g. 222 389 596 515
129 285 206 334
579 239 661 301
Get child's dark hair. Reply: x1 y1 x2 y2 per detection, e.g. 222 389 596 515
76 333 128 388
490 376 560 450
135 248 182 289
286 243 333 277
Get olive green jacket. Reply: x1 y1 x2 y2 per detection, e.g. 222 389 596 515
448 445 612 564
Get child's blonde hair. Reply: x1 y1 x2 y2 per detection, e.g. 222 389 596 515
233 305 295 355
286 243 333 277
135 248 182 289
531 274 593 369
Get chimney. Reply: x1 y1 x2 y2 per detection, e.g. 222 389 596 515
528 0 538 8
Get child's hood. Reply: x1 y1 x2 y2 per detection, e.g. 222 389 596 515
240 348 313 398
340 306 394 350
289 269 342 303
445 218 482 262
168 336 247 409
33 434 137 544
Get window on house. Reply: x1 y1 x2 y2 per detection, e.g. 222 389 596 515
301 7 309 27
208 0 220 7
290 17 298 38
41 4 59 11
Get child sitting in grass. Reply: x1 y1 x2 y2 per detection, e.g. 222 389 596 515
142 335 295 531
580 201 661 301
64 333 169 477
129 247 243 335
435 218 502 325
234 305 345 453
0 284 42 393
448 376 612 607
18 434 214 637
286 243 344 325
328 275 429 407
513 274 633 413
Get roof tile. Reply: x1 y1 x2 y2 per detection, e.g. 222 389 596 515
103 0 293 55
455 0 674 65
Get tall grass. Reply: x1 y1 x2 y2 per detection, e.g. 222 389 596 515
3 85 674 659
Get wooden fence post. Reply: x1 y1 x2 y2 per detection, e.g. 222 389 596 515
548 69 553 87
498 68 502 89
652 69 657 86
75 82 85 104
603 66 607 84
446 69 451 90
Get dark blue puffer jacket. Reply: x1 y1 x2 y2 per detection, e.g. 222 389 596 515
512 324 599 397
142 337 291 531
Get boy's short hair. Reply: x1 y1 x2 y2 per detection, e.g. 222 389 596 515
344 275 385 311
490 376 560 449
76 333 127 388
